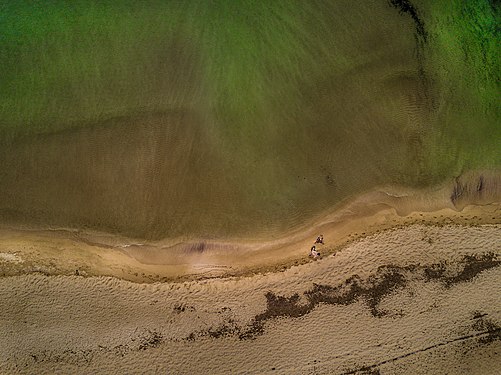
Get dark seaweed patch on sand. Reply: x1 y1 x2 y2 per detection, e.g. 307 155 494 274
239 266 408 339
138 330 164 350
471 312 501 344
239 253 499 340
176 253 501 341
206 319 241 339
424 252 500 287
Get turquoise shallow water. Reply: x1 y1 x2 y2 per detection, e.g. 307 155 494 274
0 1 499 239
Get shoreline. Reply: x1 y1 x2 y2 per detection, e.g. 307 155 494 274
0 176 500 283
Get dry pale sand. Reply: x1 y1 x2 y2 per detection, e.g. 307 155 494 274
0 178 500 374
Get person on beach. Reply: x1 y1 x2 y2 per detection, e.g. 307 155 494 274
315 235 324 245
310 245 320 258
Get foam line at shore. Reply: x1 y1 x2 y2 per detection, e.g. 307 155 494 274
0 173 499 283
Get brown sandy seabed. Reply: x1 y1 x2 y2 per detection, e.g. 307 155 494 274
0 176 500 374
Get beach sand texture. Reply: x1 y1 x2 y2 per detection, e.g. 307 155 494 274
1 223 500 374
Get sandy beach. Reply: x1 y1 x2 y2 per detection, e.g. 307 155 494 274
1 178 500 374
1 223 499 374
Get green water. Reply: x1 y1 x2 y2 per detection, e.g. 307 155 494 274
0 0 499 239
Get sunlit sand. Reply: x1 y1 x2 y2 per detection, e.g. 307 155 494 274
1 178 500 373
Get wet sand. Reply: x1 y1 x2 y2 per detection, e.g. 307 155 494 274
0 175 499 283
